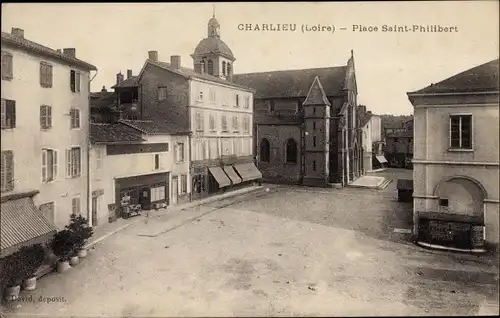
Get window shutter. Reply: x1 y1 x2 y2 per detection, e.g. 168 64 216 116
70 70 75 92
76 72 81 92
40 106 46 128
7 100 15 128
5 150 14 191
48 65 53 87
42 149 47 182
53 150 58 179
40 63 44 85
66 148 71 177
48 106 52 127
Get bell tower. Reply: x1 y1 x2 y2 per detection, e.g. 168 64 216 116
191 9 236 80
302 76 331 187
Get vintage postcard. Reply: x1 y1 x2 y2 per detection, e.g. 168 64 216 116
0 1 499 317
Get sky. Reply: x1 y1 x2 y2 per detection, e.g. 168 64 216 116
2 2 498 115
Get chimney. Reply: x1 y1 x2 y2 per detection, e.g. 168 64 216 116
101 86 107 92
11 28 24 38
116 72 124 86
127 69 133 79
148 50 158 62
63 48 76 58
170 55 181 70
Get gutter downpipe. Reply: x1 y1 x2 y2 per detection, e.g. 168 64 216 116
88 69 98 227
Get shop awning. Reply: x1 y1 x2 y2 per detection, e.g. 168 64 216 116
1 197 58 257
208 166 231 188
223 166 242 185
233 163 263 182
375 155 388 163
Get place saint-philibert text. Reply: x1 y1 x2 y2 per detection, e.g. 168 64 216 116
352 24 459 33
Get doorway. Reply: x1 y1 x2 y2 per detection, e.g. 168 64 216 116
139 187 151 210
92 196 98 226
171 176 178 205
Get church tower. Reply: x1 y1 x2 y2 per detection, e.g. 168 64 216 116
302 76 331 187
191 11 236 80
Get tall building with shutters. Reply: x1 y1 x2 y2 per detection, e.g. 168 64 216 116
119 13 262 201
1 27 97 256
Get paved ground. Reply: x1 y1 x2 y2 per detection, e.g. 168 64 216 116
3 169 499 317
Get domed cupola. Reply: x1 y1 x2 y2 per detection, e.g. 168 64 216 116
191 11 235 80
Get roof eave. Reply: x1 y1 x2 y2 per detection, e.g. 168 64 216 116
407 90 499 97
2 36 97 71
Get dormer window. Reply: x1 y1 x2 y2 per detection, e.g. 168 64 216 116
222 61 226 76
227 63 232 76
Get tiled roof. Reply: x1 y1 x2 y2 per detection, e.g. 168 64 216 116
1 31 97 71
119 119 190 135
409 59 499 94
303 76 331 106
90 123 145 144
1 197 57 256
112 76 139 89
146 60 255 92
232 66 347 99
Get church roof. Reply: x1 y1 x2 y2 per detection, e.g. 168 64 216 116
303 76 331 106
193 37 235 60
408 59 499 95
232 66 347 99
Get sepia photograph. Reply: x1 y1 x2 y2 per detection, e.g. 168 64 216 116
0 1 499 317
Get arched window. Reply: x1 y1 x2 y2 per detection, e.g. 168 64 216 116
227 63 232 76
222 61 227 76
260 138 270 162
207 60 214 75
286 138 297 164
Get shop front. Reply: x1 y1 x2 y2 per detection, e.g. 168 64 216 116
114 172 169 217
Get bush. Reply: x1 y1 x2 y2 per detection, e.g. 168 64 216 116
65 213 93 251
2 251 24 287
18 244 46 280
51 230 78 261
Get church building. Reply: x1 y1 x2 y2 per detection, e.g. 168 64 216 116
233 52 364 187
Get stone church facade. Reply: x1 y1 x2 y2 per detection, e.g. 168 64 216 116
233 51 364 187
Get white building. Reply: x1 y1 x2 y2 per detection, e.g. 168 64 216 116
360 109 382 172
1 28 96 255
407 59 499 252
89 121 190 226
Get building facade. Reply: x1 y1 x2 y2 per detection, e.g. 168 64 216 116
233 51 363 187
1 28 96 229
1 28 96 256
384 118 414 168
89 121 190 226
359 107 382 172
407 59 499 252
118 15 261 201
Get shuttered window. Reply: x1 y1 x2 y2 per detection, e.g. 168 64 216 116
1 150 14 192
40 62 53 88
1 51 13 79
66 147 81 178
40 105 52 129
1 99 16 129
70 70 81 93
70 109 80 129
42 149 58 183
